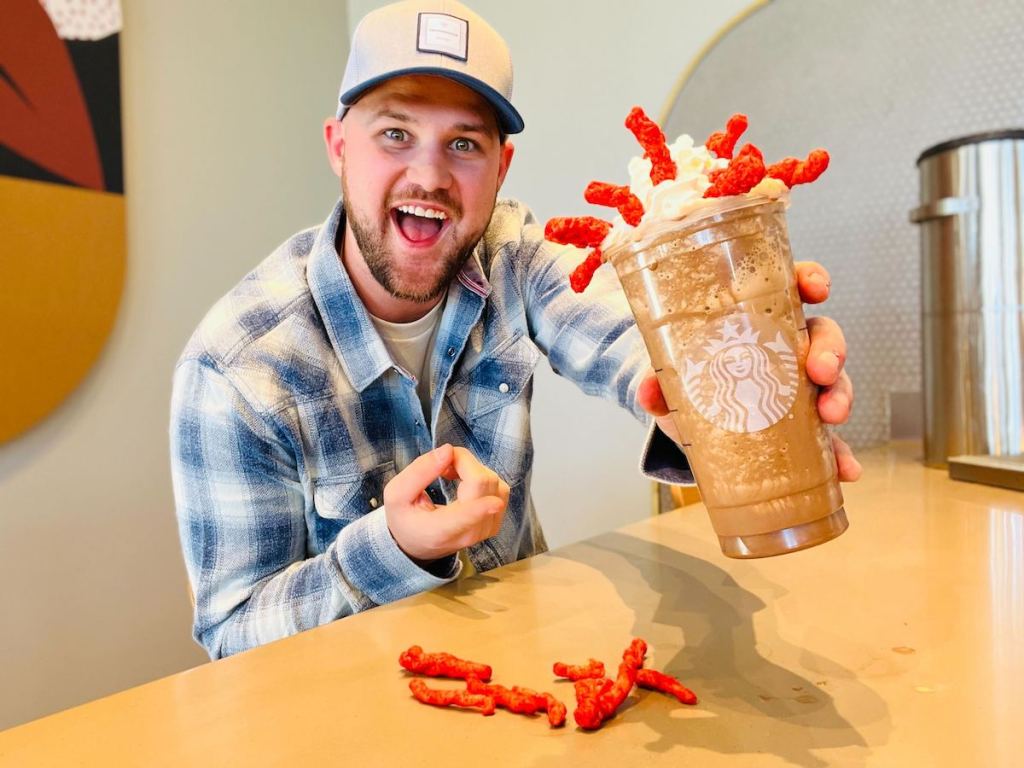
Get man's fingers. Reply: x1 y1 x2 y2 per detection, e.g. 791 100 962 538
445 495 507 547
493 480 510 537
832 433 862 482
638 368 685 446
497 479 510 508
414 490 436 511
638 370 670 417
451 446 499 500
385 443 454 504
795 261 831 304
806 316 847 387
818 369 854 425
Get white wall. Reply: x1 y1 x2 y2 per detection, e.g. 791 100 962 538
0 0 349 729
349 0 754 548
0 0 752 730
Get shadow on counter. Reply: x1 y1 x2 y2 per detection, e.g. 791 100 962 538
549 530 885 768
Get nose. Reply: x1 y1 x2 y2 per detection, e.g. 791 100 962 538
406 145 453 192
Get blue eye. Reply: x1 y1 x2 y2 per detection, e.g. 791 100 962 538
451 138 475 152
383 128 407 142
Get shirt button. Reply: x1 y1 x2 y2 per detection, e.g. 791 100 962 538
498 382 510 394
446 347 456 357
369 497 379 509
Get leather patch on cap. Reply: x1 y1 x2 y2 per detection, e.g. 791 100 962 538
417 13 468 61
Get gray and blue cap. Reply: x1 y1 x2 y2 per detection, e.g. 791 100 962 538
337 0 524 134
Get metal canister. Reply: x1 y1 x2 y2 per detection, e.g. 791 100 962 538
910 131 1024 467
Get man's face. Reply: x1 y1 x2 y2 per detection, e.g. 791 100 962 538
327 75 514 303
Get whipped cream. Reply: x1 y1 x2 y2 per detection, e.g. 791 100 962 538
601 134 790 254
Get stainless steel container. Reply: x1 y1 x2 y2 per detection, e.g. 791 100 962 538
910 131 1024 467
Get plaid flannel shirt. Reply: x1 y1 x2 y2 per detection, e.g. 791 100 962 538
171 199 690 659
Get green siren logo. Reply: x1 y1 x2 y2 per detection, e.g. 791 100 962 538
683 315 798 433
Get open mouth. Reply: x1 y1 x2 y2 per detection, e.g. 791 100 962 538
391 204 450 247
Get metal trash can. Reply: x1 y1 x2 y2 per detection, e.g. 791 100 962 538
910 130 1024 468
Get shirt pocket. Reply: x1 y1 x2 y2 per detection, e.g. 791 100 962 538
445 331 540 484
310 460 396 551
447 331 541 420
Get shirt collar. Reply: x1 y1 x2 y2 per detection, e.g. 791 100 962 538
308 201 392 392
457 246 492 299
307 200 492 392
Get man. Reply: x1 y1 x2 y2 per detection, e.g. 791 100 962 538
171 0 859 659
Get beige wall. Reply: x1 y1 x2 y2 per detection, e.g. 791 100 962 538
0 0 349 729
0 0 752 730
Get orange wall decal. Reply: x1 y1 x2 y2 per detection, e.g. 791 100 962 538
0 0 125 443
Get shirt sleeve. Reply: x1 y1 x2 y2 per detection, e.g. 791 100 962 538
515 210 695 485
639 421 696 485
522 234 651 421
170 357 460 659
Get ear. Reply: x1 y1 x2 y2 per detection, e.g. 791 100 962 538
496 140 515 190
323 117 345 178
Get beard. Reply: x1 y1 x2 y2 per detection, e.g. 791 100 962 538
342 176 486 303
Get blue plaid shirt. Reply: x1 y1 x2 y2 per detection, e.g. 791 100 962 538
171 199 688 659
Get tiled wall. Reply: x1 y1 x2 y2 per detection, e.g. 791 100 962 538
665 0 1024 448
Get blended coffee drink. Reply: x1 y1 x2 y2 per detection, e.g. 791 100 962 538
545 109 846 557
608 197 845 557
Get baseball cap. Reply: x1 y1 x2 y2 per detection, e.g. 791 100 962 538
337 0 524 134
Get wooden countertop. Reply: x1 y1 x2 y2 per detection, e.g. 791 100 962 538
2 442 1022 766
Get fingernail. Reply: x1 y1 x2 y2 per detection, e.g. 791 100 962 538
818 350 840 373
433 443 451 466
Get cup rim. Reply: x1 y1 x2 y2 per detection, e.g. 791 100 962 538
603 195 787 263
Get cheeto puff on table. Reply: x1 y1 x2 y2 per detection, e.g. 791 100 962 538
1 442 1021 767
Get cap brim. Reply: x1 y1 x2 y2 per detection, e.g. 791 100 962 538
338 67 524 134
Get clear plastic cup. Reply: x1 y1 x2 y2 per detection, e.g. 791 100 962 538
607 197 847 558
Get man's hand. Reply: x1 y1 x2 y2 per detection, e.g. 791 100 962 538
636 261 862 482
383 444 511 565
795 262 861 481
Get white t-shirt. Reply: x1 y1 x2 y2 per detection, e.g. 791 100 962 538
368 299 476 578
368 299 445 422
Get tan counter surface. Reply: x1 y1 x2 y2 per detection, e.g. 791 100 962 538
2 442 1022 766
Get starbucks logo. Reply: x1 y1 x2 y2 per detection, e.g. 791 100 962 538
682 314 798 433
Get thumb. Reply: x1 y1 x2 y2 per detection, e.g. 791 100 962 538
637 371 670 417
386 444 453 504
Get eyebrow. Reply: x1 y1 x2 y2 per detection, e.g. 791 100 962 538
372 108 416 123
452 121 490 135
